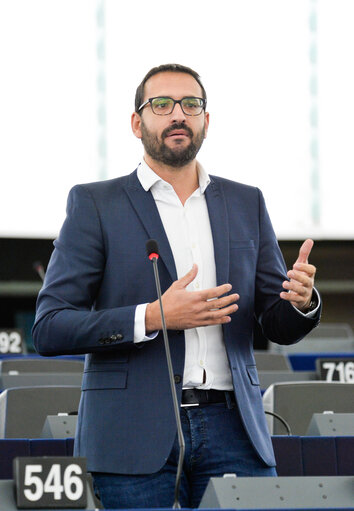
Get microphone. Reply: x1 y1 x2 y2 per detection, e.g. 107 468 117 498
32 261 45 281
146 239 185 509
146 239 159 261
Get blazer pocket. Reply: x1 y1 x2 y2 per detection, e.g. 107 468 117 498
246 365 260 386
82 370 127 390
230 239 255 250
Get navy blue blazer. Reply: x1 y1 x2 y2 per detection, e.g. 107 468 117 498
33 170 320 474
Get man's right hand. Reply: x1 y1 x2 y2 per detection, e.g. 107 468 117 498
145 264 239 333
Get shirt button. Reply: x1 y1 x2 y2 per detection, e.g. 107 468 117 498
200 360 204 366
195 282 200 289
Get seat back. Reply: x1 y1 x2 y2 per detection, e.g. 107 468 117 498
0 386 81 438
263 381 354 435
254 351 291 370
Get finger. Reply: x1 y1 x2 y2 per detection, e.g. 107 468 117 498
202 303 239 322
201 283 233 300
205 293 239 311
175 264 198 289
280 288 312 308
282 280 310 297
292 263 316 276
295 238 314 265
202 315 233 326
287 268 315 284
280 291 303 304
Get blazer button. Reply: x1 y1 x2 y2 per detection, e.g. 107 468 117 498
110 333 123 342
176 330 183 335
174 374 182 384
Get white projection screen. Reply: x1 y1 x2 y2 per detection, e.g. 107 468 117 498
0 0 353 239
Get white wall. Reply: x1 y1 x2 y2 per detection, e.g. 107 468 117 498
0 0 353 239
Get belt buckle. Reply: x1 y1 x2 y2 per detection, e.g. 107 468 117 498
181 389 200 407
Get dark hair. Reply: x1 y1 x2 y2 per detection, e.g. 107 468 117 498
134 63 207 113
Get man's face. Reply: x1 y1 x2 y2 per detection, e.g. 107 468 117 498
132 72 209 168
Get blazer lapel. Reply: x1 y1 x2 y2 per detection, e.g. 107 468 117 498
124 171 177 281
205 177 230 286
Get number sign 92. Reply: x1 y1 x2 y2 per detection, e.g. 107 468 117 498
13 457 87 509
0 329 23 353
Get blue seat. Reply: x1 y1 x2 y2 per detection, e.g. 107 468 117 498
0 439 30 479
0 436 353 480
301 436 337 475
272 436 303 476
335 436 354 475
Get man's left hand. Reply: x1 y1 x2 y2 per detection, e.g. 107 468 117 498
280 238 316 312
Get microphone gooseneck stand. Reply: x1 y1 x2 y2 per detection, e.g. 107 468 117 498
146 239 185 509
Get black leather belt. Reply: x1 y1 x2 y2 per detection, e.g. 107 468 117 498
181 388 235 407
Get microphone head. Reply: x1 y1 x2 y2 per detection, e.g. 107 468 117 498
146 239 159 260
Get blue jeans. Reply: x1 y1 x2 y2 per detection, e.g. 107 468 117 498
92 402 276 508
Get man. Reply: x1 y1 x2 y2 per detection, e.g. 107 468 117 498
33 63 321 508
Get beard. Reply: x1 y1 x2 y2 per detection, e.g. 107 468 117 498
140 121 205 168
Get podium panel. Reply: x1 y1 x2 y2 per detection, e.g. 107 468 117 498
41 415 78 438
199 475 354 509
306 413 354 436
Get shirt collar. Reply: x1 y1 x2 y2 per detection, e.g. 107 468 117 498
137 159 211 195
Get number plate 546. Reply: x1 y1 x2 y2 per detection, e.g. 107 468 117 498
13 457 87 509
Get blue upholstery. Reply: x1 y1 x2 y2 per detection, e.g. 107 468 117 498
271 436 303 476
0 438 74 479
66 437 74 456
29 438 68 457
0 439 30 479
335 437 354 475
302 437 338 476
0 436 353 480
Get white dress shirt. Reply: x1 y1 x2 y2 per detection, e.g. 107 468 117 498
133 159 320 390
135 159 233 390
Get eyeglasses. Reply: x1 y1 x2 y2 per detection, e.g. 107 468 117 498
138 96 206 116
